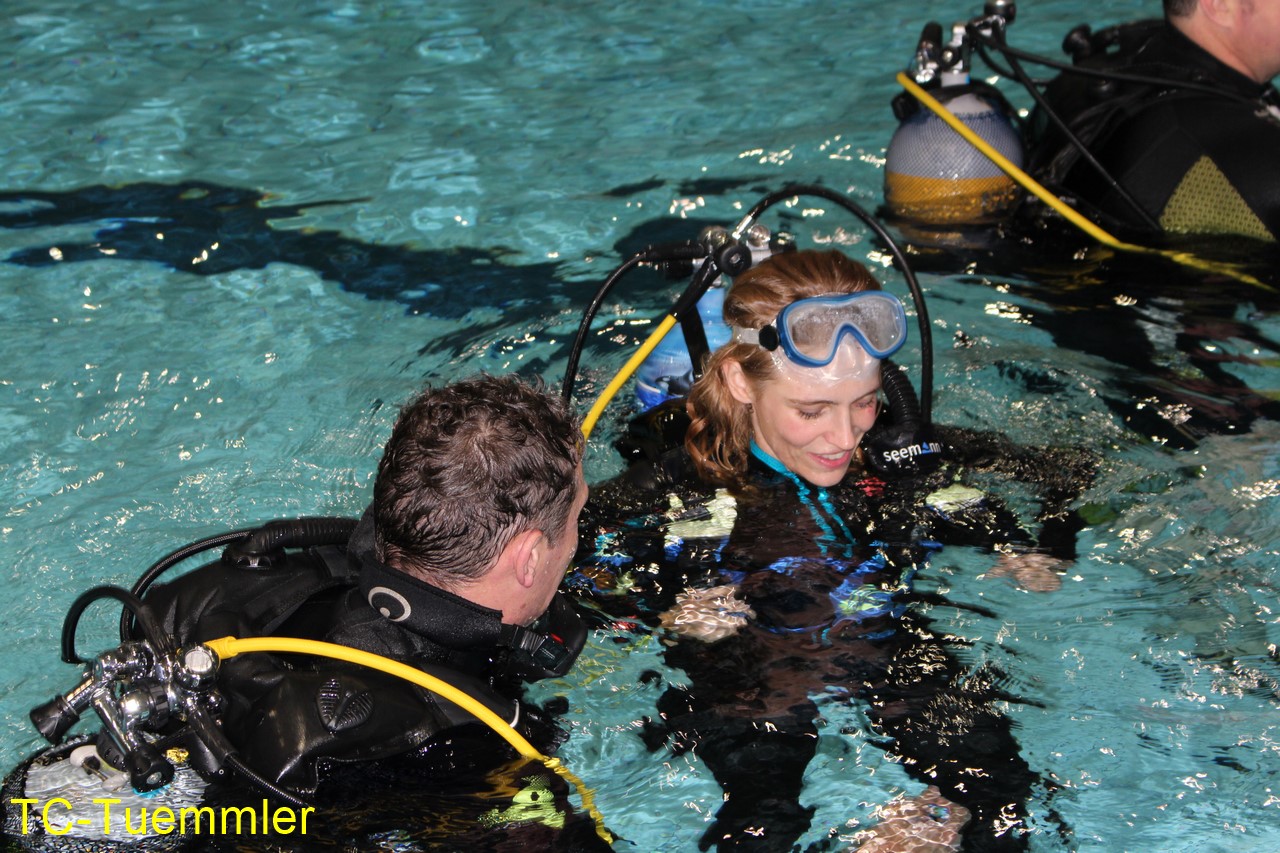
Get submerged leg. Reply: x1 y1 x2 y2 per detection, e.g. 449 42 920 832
856 637 1036 852
655 686 819 853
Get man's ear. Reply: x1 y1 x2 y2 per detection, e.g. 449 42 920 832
722 359 757 406
1198 0 1238 29
499 528 544 589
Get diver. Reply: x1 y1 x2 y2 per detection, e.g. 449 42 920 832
881 3 1280 449
570 250 1094 852
3 375 608 851
1026 0 1280 241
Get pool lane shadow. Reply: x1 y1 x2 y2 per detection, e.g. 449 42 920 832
0 181 564 321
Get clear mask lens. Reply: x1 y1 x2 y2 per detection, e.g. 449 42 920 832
779 292 906 365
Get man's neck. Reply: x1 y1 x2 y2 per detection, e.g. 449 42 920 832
1170 10 1272 85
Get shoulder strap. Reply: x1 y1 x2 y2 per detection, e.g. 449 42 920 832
242 544 361 636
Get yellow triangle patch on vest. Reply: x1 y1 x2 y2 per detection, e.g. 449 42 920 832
1160 155 1275 241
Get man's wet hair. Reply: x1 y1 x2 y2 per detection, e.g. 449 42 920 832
373 374 582 585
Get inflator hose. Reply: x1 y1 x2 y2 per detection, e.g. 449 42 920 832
223 516 360 567
204 636 613 844
880 358 922 434
861 358 944 478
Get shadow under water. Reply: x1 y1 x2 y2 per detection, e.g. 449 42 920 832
0 181 565 321
885 215 1280 449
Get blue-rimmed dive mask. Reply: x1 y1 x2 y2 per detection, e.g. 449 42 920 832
731 291 908 382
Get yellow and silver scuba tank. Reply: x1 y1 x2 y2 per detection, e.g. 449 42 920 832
884 17 1024 226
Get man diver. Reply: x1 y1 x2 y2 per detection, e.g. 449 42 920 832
59 374 602 851
1027 0 1280 241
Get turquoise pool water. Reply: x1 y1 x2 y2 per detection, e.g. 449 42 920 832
3 0 1279 850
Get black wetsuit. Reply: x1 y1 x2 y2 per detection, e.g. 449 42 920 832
1027 19 1280 241
572 426 1093 852
110 511 606 852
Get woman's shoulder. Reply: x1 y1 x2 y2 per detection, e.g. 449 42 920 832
588 444 701 510
934 424 1098 490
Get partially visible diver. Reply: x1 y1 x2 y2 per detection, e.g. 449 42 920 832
1 375 609 851
1027 0 1280 241
569 251 1095 852
882 1 1280 450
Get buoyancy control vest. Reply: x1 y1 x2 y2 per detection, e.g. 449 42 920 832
1028 19 1280 239
136 511 587 794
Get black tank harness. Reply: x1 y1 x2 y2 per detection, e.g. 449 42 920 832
29 512 586 800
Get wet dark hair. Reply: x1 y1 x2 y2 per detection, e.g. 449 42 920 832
373 374 582 586
1163 0 1196 18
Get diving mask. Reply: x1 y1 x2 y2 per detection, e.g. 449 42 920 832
732 291 908 381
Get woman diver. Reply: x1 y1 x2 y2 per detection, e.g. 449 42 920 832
571 249 1094 851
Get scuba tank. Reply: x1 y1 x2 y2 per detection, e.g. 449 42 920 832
634 284 729 411
884 17 1025 226
3 516 590 851
633 224 786 412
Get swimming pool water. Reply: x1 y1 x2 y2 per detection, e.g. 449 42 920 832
3 0 1279 850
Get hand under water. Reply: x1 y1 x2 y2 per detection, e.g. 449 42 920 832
988 552 1066 593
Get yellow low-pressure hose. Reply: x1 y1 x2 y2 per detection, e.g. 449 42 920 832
204 635 613 844
896 72 1271 291
581 313 678 439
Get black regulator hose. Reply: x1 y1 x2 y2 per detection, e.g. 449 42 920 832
122 517 359 642
970 25 1161 230
561 241 708 406
226 754 310 810
64 585 171 665
562 254 647 406
128 531 249 601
